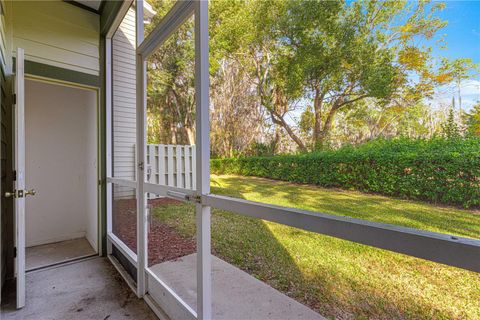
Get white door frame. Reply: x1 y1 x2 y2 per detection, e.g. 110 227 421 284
22 75 102 257
13 47 26 309
104 0 140 290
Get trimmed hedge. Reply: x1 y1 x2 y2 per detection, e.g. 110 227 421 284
211 138 480 208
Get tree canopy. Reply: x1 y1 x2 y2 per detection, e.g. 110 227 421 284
145 0 479 156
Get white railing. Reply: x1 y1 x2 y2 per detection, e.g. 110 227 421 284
146 144 196 198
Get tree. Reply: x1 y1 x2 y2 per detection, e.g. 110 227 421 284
439 58 479 112
146 1 196 145
210 0 309 152
210 60 266 157
147 0 478 156
441 100 460 139
466 102 480 136
277 0 451 149
322 100 433 146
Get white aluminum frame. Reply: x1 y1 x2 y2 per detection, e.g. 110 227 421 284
105 0 139 283
106 0 480 319
136 1 212 319
135 0 147 298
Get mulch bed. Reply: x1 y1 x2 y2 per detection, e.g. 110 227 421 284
112 197 196 266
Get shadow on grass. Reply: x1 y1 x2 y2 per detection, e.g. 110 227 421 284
109 176 480 318
150 200 326 314
147 176 479 319
205 175 480 319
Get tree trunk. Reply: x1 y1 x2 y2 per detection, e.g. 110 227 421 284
316 106 339 149
272 127 281 154
313 87 333 150
313 87 324 150
185 126 195 145
270 111 307 152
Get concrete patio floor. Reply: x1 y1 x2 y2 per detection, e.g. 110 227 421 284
148 253 325 320
26 237 96 271
1 257 157 320
2 253 325 320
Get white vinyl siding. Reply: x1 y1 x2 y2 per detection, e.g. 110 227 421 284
0 1 8 71
112 7 136 183
11 0 99 75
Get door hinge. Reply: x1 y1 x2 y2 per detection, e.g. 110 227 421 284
13 247 17 258
13 93 16 105
13 170 17 181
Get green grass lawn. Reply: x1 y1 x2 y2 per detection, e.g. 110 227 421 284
152 174 480 320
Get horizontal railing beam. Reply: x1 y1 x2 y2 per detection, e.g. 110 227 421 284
203 194 480 273
106 177 137 188
144 182 196 197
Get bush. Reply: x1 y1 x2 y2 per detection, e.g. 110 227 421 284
211 138 480 208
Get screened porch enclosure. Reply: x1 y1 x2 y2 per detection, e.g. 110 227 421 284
1 0 479 319
105 1 480 320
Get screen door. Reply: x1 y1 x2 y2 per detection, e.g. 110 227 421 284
136 2 212 319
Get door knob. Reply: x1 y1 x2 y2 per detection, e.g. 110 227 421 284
4 191 15 198
4 189 36 198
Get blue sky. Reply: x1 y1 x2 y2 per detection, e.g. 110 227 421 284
429 1 480 63
288 0 480 125
427 1 480 110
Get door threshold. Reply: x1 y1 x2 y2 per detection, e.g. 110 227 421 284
26 254 99 273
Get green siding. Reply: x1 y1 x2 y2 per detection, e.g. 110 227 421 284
12 58 100 88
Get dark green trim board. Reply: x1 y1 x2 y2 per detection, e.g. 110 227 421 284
100 0 128 36
98 0 107 16
64 0 101 14
12 59 99 88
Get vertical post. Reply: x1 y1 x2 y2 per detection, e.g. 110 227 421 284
148 144 155 183
191 145 197 190
159 145 166 185
168 145 174 186
176 145 183 188
105 37 113 255
146 144 152 199
185 146 191 189
135 0 146 298
195 1 211 319
155 145 159 185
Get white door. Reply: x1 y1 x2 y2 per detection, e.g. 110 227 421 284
9 47 34 309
